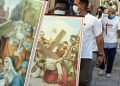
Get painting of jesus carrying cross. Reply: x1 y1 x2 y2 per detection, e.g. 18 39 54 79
28 15 84 86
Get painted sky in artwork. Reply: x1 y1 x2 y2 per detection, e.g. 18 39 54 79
4 0 43 18
41 16 83 43
4 0 21 17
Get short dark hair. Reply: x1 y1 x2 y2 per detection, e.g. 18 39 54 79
98 6 105 12
80 0 89 9
55 0 70 10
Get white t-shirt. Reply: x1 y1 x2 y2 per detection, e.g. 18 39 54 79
92 19 102 52
81 13 102 59
96 13 108 22
102 16 120 43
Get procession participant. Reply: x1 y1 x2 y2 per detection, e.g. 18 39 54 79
48 0 70 15
73 0 104 86
99 7 120 78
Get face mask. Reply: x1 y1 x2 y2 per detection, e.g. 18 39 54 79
73 5 80 14
108 15 115 19
54 10 65 15
98 12 102 17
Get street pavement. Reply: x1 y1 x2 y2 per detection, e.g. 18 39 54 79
91 49 120 86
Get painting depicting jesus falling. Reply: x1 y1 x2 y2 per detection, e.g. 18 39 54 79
28 15 84 86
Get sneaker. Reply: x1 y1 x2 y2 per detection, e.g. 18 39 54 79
106 74 112 78
98 69 104 76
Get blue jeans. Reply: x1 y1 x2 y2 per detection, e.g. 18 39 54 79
100 48 117 73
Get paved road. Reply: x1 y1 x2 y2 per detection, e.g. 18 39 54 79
92 49 120 86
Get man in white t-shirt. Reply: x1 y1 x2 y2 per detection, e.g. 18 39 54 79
73 0 105 86
99 7 120 78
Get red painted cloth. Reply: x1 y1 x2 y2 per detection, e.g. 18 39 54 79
43 66 68 86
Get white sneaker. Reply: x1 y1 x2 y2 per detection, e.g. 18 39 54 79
106 74 112 78
98 69 104 76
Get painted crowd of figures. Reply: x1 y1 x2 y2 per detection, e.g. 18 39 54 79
0 0 41 85
30 30 80 86
0 21 34 86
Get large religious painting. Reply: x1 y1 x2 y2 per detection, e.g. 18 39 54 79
100 0 119 14
0 0 46 86
28 15 84 86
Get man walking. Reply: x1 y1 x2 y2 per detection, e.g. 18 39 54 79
73 0 105 86
99 7 120 78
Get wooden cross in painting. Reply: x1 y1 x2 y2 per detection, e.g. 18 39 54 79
38 30 66 60
0 20 14 36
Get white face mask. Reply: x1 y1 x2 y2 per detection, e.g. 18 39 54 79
73 5 80 15
54 10 65 15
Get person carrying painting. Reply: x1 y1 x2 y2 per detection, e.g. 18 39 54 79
48 0 70 15
99 7 120 78
73 0 105 86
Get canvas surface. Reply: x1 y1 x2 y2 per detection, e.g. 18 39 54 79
0 0 45 86
28 15 84 86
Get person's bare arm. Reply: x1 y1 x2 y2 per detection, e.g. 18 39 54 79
117 30 120 38
96 33 105 65
96 33 104 54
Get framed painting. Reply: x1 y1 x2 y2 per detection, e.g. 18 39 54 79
100 0 119 14
0 0 46 86
28 15 84 86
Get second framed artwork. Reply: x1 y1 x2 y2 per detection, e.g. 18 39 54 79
0 0 46 86
28 15 84 86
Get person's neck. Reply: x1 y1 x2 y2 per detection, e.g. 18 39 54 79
79 11 88 17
